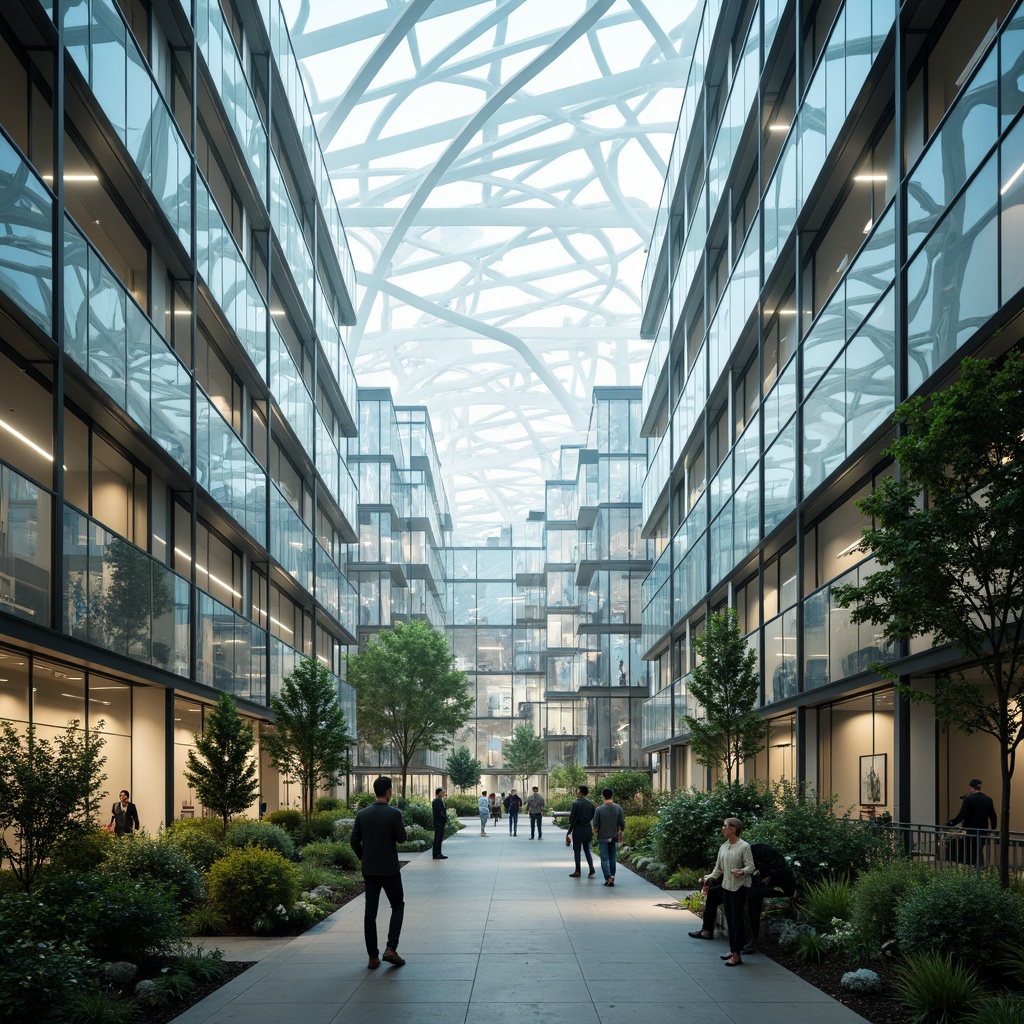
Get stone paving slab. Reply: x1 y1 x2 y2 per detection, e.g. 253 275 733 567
173 820 869 1024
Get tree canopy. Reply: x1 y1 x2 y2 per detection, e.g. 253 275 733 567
0 719 107 890
446 744 482 792
834 353 1024 887
184 692 261 827
262 657 354 824
502 724 545 792
347 620 472 796
684 608 767 785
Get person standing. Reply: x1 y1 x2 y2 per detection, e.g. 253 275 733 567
504 789 523 835
351 776 408 969
526 786 545 839
567 785 596 878
946 778 997 866
109 790 140 836
703 817 755 967
479 789 491 835
431 787 448 860
592 788 625 887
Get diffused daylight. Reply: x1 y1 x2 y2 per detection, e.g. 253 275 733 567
286 0 696 539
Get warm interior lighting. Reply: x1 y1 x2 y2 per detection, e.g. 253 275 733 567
863 219 873 234
0 419 52 462
835 539 862 558
173 548 242 600
42 173 99 183
1001 160 1024 195
62 693 111 705
768 123 790 132
853 173 887 182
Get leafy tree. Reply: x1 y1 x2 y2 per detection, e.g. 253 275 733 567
0 719 107 890
347 620 472 797
594 769 657 814
684 608 767 784
446 745 482 792
833 354 1024 888
262 657 354 826
183 692 260 828
100 537 173 656
502 724 546 792
549 762 587 802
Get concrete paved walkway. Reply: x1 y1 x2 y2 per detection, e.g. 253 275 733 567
174 820 868 1024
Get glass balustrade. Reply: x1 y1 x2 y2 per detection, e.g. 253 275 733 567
270 483 313 592
62 505 189 675
315 274 358 424
269 323 315 458
269 151 315 319
0 462 52 627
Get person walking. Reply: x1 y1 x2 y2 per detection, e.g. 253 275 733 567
592 788 625 886
526 786 545 839
946 777 997 866
478 789 490 835
351 776 408 969
504 789 523 835
109 790 140 836
431 787 448 859
702 817 754 967
567 785 596 878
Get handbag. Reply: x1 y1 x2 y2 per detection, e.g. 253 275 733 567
565 833 571 846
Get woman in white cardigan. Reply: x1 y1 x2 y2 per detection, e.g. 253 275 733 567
703 816 755 966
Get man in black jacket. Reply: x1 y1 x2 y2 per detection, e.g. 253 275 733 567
946 778 997 867
432 787 448 859
567 785 596 878
351 776 408 969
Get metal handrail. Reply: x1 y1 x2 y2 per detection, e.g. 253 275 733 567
887 821 1024 875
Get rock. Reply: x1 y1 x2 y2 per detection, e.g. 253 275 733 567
134 978 160 1005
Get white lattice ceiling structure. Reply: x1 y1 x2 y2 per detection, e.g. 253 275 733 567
287 0 697 541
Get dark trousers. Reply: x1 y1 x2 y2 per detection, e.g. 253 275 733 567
508 810 518 834
432 825 444 857
702 886 764 945
721 886 749 955
530 813 543 838
572 833 594 873
363 873 404 955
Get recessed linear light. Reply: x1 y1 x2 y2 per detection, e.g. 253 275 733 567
42 173 99 183
853 173 888 182
768 123 790 132
863 219 873 234
61 692 111 705
0 418 52 462
1001 159 1024 195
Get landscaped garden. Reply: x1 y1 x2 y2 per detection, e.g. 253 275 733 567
615 779 1024 1024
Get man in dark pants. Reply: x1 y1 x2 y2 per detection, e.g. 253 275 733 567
351 776 408 969
432 787 448 859
567 785 596 878
946 778 997 867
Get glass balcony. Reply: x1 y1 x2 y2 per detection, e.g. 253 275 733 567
315 273 358 426
270 483 313 592
62 505 189 676
63 0 191 247
0 127 52 334
269 151 315 320
0 463 52 626
64 216 192 470
197 590 268 705
269 322 315 459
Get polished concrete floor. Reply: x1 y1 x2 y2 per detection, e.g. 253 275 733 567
175 819 868 1024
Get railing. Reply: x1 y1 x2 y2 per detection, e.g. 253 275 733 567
889 822 1024 876
0 462 52 626
196 590 268 705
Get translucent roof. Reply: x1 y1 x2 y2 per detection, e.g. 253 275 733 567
287 0 696 541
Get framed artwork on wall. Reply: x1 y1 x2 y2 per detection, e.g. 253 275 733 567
860 753 886 805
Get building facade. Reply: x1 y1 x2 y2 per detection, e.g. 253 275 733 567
638 0 1024 824
0 0 359 825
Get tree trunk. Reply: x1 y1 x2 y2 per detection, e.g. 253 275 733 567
999 757 1011 888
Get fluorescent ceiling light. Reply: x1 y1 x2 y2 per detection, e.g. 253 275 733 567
767 123 790 132
42 173 99 182
853 173 887 182
0 418 52 462
1001 160 1024 195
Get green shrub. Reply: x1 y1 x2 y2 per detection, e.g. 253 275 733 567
100 832 205 908
446 793 484 815
226 820 297 860
653 781 774 870
894 952 986 1024
305 809 353 843
666 867 705 889
0 872 183 960
65 988 138 1024
176 944 227 984
895 870 1024 964
313 796 346 813
183 904 228 936
299 841 359 871
850 858 931 948
745 780 895 887
797 930 829 963
622 815 659 852
800 875 852 931
207 847 301 931
262 808 304 838
165 816 227 840
965 995 1024 1024
0 936 97 1022
400 799 434 830
162 825 227 873
349 791 376 810
50 822 116 873
594 771 658 814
